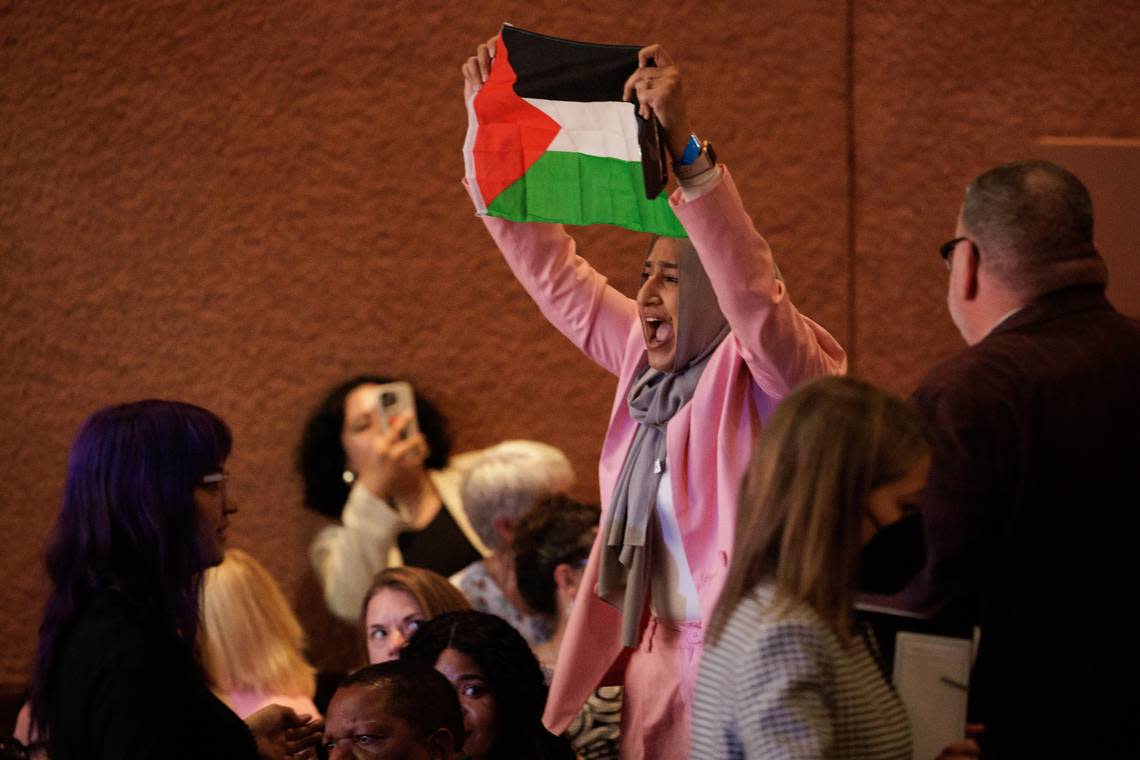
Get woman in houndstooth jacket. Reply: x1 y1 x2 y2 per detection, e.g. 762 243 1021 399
693 377 926 759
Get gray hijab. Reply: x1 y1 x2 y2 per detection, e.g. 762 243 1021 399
597 237 730 647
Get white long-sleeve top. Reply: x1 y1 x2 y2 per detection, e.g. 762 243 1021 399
308 450 490 622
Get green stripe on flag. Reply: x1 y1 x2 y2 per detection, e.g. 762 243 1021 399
486 151 687 238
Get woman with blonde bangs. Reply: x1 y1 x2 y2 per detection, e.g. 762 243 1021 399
202 549 321 720
692 376 930 759
362 566 471 664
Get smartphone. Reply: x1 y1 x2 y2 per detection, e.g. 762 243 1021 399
375 382 419 440
638 111 668 200
632 56 667 200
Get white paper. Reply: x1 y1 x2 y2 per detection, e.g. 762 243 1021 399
892 632 972 760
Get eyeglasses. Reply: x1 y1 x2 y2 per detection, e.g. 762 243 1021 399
938 237 968 270
200 472 229 499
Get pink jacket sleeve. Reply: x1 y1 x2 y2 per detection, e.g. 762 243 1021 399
477 217 639 377
672 168 847 395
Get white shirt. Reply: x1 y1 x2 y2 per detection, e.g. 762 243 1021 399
649 466 701 621
642 164 723 623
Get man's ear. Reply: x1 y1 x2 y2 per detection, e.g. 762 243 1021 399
961 240 981 301
426 727 458 759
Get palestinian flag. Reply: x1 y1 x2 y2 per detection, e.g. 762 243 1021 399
463 25 686 237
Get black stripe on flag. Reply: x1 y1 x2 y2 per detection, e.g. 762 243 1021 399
503 26 641 103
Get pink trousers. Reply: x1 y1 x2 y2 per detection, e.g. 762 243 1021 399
620 617 704 760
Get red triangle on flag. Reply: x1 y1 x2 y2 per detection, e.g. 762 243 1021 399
472 35 561 207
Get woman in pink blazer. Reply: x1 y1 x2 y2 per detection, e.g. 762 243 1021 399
462 41 846 758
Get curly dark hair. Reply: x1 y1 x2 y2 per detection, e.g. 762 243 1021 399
297 375 452 518
512 495 599 616
400 611 574 760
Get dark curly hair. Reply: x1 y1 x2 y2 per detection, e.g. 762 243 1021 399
512 495 599 616
401 611 574 760
297 375 452 518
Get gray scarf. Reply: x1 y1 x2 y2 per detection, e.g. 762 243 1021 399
597 237 729 647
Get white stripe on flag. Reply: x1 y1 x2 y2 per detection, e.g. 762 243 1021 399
524 98 641 162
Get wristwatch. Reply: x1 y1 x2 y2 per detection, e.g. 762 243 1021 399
676 134 702 166
674 139 717 180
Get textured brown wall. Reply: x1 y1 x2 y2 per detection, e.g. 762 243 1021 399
853 1 1140 384
1 0 1136 690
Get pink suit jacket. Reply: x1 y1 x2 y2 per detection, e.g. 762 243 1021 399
477 167 847 732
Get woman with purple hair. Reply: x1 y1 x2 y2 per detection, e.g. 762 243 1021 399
24 400 322 759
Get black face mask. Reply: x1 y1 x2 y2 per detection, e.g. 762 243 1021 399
859 512 926 595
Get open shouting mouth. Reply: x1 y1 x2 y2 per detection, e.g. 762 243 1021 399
643 314 674 350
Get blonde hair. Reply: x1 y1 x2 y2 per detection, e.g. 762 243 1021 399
201 549 315 698
460 440 575 551
708 376 928 646
361 566 471 626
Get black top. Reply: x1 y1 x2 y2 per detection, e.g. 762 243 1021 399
397 502 481 577
903 286 1140 757
43 591 258 760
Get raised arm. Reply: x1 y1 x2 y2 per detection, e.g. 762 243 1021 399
309 484 402 622
478 217 638 376
625 45 846 396
674 171 847 396
462 37 638 376
309 415 426 622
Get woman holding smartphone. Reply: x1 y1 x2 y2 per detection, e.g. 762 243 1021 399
461 39 846 758
299 375 489 623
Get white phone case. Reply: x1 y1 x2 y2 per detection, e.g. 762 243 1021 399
375 381 420 439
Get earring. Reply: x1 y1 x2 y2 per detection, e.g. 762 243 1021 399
342 470 355 484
